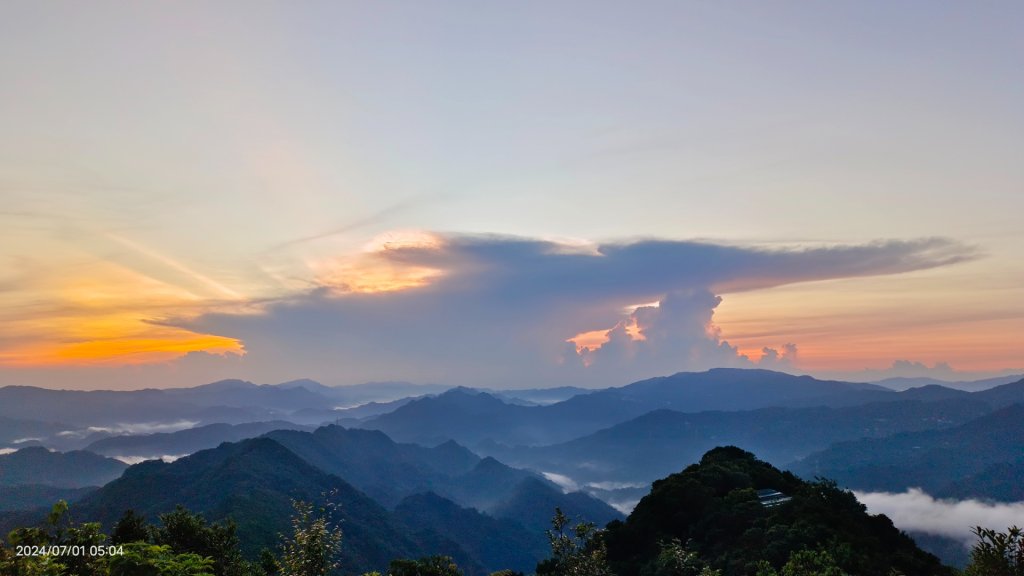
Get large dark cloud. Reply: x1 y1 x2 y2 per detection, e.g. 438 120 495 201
166 234 977 387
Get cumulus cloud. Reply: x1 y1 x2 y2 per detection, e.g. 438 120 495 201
0 234 971 390
579 289 750 382
0 234 979 389
888 359 957 378
855 488 1024 547
821 360 1023 387
152 234 975 388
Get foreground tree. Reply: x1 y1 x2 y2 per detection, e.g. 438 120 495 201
112 509 151 545
108 543 216 576
151 506 249 576
966 526 1024 576
537 508 613 576
652 539 720 576
388 556 463 576
278 498 343 576
2 500 108 576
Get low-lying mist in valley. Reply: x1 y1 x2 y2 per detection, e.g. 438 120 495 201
109 453 187 465
855 488 1024 547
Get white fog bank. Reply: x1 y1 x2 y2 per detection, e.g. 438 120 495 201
855 488 1024 546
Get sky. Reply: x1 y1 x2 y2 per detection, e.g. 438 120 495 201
1 1 1022 389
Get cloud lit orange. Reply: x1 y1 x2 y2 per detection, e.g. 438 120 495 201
0 256 245 367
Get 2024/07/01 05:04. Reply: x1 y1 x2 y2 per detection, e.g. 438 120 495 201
16 545 124 557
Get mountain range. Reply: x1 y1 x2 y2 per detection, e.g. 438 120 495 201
2 368 1023 572
484 396 992 487
260 426 621 529
0 446 126 488
871 374 1022 392
791 402 1024 497
362 369 899 447
84 420 313 461
0 431 615 575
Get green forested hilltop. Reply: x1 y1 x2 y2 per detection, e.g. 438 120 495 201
604 446 954 576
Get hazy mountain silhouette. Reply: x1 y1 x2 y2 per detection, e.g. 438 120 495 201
3 431 615 575
160 379 333 412
0 485 97 512
0 416 68 448
0 379 446 433
261 425 621 533
791 403 1024 493
491 476 623 530
872 374 1023 392
263 426 478 507
0 446 126 488
290 397 417 426
970 376 1024 408
62 437 484 574
939 458 1024 502
84 421 312 460
0 386 206 427
486 397 992 486
393 492 548 574
490 386 592 405
366 370 907 447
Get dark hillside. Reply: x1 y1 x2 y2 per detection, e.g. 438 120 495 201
605 446 953 576
68 438 468 574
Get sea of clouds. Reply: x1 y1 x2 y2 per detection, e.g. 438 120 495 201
855 488 1024 547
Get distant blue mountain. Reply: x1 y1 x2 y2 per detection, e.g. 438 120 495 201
0 446 126 488
791 396 1024 494
364 369 897 447
484 396 992 487
872 374 1023 392
84 420 313 460
261 425 622 530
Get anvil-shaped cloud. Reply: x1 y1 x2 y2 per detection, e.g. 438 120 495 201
165 234 977 388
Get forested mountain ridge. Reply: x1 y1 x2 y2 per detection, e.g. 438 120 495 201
0 443 999 576
0 446 126 487
261 425 622 531
485 397 991 486
40 437 493 574
0 429 618 575
604 446 954 576
791 403 1024 493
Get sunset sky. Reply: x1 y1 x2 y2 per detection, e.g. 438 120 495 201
2 1 1022 389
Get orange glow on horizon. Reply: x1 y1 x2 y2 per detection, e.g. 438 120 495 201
713 272 1024 373
2 333 243 367
0 256 247 368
